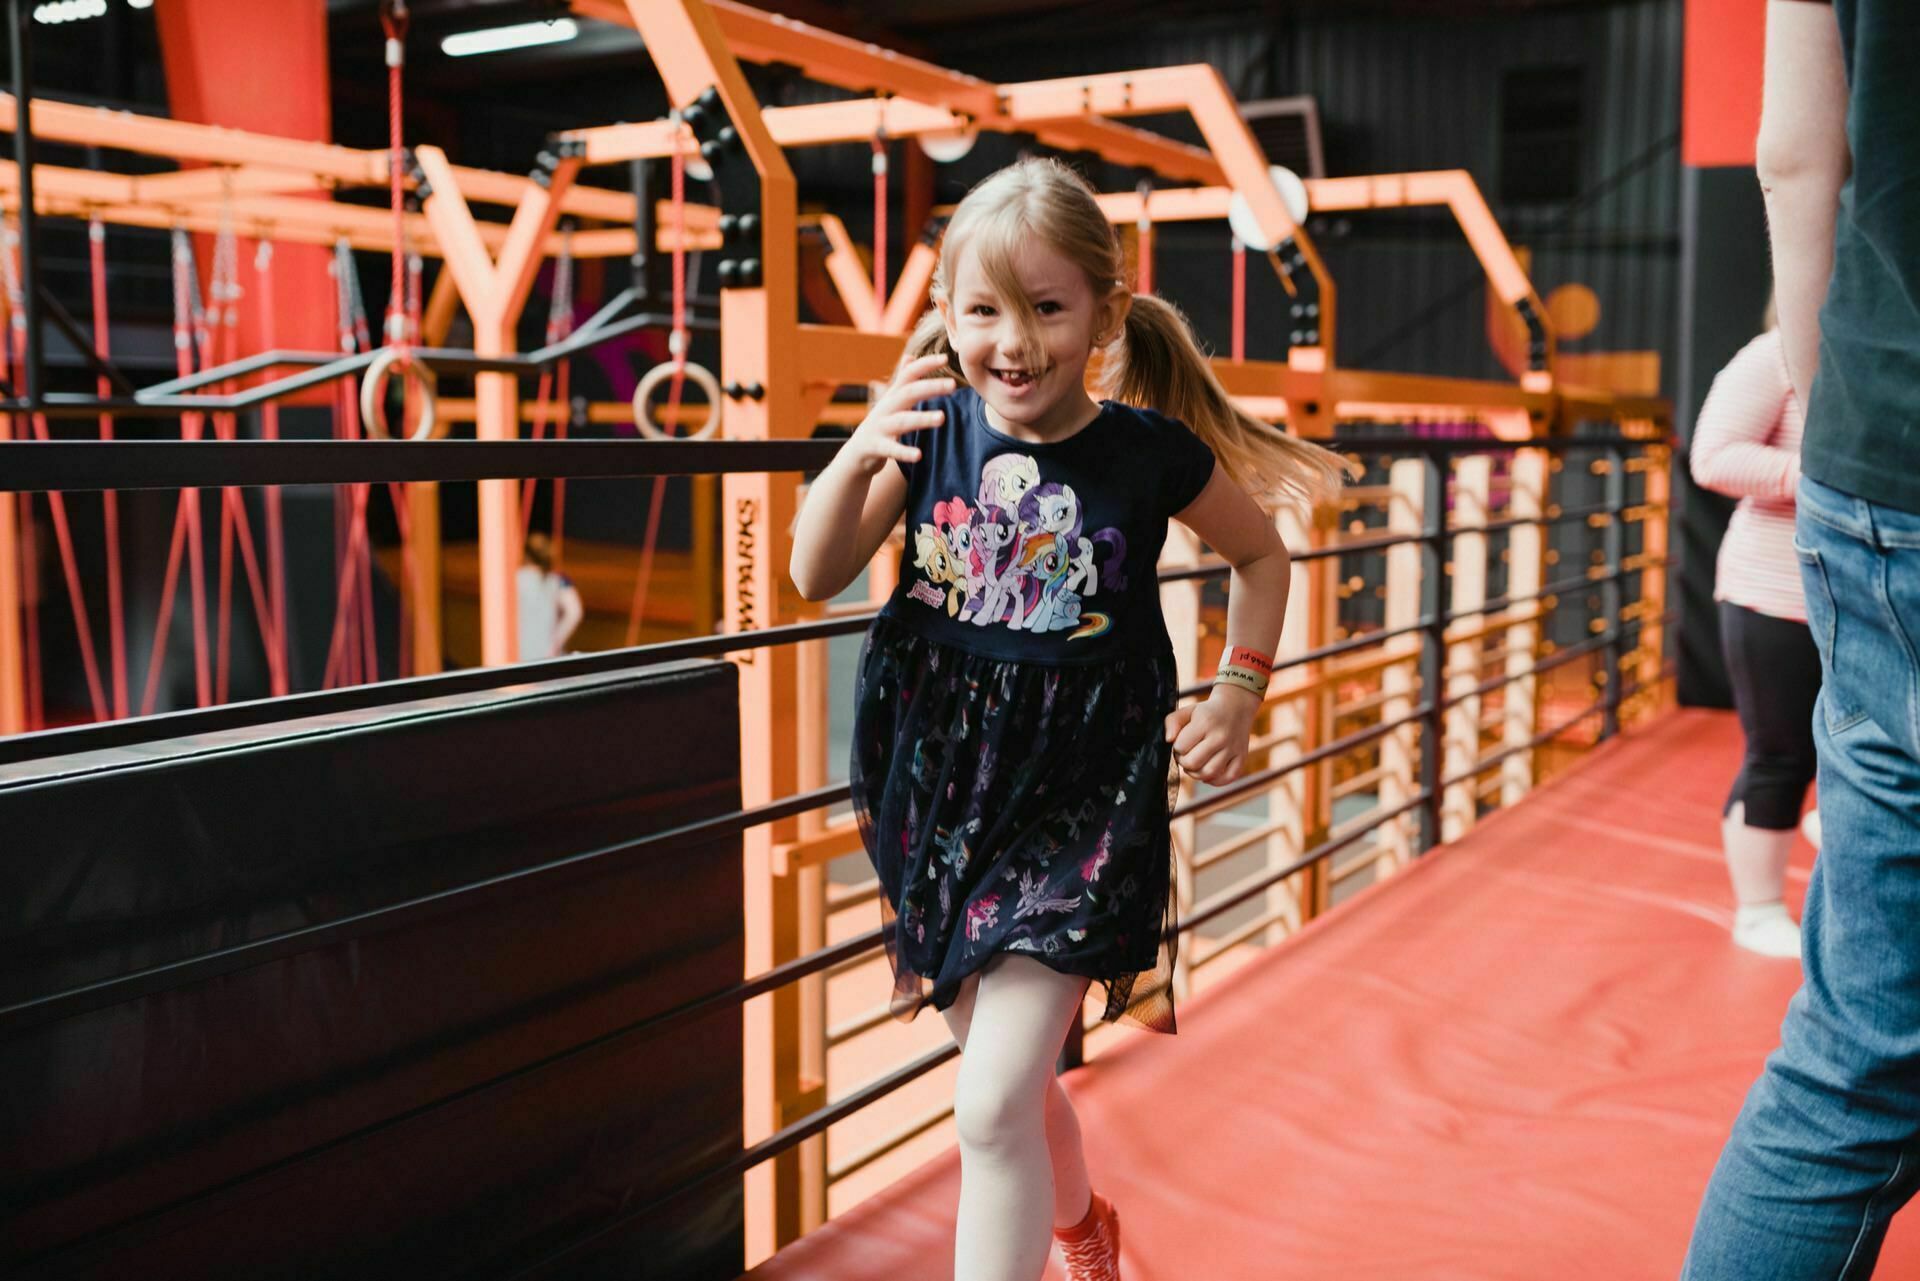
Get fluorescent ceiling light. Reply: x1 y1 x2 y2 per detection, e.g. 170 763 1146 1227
441 18 578 57
34 0 107 23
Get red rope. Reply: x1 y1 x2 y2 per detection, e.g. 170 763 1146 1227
390 249 425 677
328 256 347 677
190 221 277 705
89 217 128 717
321 238 414 687
322 454 375 689
210 229 235 703
0 297 17 729
4 222 106 722
551 357 571 569
19 355 108 722
18 489 39 729
380 0 409 356
872 133 888 314
625 131 690 648
1136 183 1154 296
0 279 40 730
164 231 213 706
138 503 188 717
256 238 290 696
348 254 379 685
362 1 421 680
324 247 362 688
1231 236 1246 363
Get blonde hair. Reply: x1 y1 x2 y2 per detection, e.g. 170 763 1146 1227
903 157 1352 513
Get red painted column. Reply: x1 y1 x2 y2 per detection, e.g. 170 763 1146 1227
1683 0 1767 168
156 0 337 357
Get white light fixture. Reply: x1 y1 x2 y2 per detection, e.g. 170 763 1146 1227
441 18 578 57
918 127 978 164
127 0 153 9
33 0 107 24
1227 165 1312 252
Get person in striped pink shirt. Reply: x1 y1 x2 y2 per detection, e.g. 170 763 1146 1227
1689 306 1818 959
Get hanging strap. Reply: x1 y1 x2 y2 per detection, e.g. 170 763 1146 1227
871 118 889 314
380 0 411 351
1231 234 1246 363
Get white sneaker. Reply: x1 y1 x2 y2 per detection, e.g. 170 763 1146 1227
1733 903 1803 959
1801 809 1823 850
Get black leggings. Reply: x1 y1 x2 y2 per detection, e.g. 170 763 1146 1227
1719 601 1821 831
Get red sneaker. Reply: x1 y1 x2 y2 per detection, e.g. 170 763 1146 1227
1054 1192 1122 1281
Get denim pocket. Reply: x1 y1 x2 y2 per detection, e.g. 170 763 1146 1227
1794 538 1868 734
1883 545 1920 757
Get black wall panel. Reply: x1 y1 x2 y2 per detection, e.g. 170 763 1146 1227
2 661 744 1280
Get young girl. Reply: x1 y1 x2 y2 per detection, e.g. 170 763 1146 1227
790 158 1347 1281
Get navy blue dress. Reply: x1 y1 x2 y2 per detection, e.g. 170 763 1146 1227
850 387 1217 1033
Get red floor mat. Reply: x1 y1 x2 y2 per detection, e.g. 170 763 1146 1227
748 710 1920 1279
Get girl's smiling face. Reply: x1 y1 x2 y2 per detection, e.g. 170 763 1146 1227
938 238 1125 439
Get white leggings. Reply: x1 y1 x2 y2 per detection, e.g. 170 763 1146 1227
942 954 1095 1281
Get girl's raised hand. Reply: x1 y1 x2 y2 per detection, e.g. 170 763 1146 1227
843 353 956 476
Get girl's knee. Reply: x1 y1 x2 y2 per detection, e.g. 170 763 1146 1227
954 1066 1046 1155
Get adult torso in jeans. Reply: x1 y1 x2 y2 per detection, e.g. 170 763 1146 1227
1803 0 1920 515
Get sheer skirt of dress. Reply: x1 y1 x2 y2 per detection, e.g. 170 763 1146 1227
850 614 1182 1035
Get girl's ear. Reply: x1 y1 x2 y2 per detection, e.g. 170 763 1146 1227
1095 287 1132 346
936 296 959 350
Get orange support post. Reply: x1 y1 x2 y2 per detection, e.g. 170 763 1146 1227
615 0 811 1260
415 145 580 667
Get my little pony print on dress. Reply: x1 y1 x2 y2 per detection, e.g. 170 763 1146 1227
910 451 1129 641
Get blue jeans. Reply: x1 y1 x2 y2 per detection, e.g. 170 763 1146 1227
1682 477 1920 1279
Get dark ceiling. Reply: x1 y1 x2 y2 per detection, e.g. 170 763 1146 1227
326 0 1623 77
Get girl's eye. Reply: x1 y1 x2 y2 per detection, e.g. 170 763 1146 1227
1036 301 1062 315
969 304 996 317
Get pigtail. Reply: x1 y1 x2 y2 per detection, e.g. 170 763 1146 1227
1106 293 1354 513
900 306 965 382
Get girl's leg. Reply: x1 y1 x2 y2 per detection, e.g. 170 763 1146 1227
940 971 1096 1232
940 955 1091 1281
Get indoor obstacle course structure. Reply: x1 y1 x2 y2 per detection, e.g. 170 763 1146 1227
0 0 1672 1270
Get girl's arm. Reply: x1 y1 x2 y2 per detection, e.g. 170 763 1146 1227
1163 468 1292 785
1690 336 1799 502
790 459 908 602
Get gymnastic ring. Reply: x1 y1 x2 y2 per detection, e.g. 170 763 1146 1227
632 359 721 441
359 347 443 442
